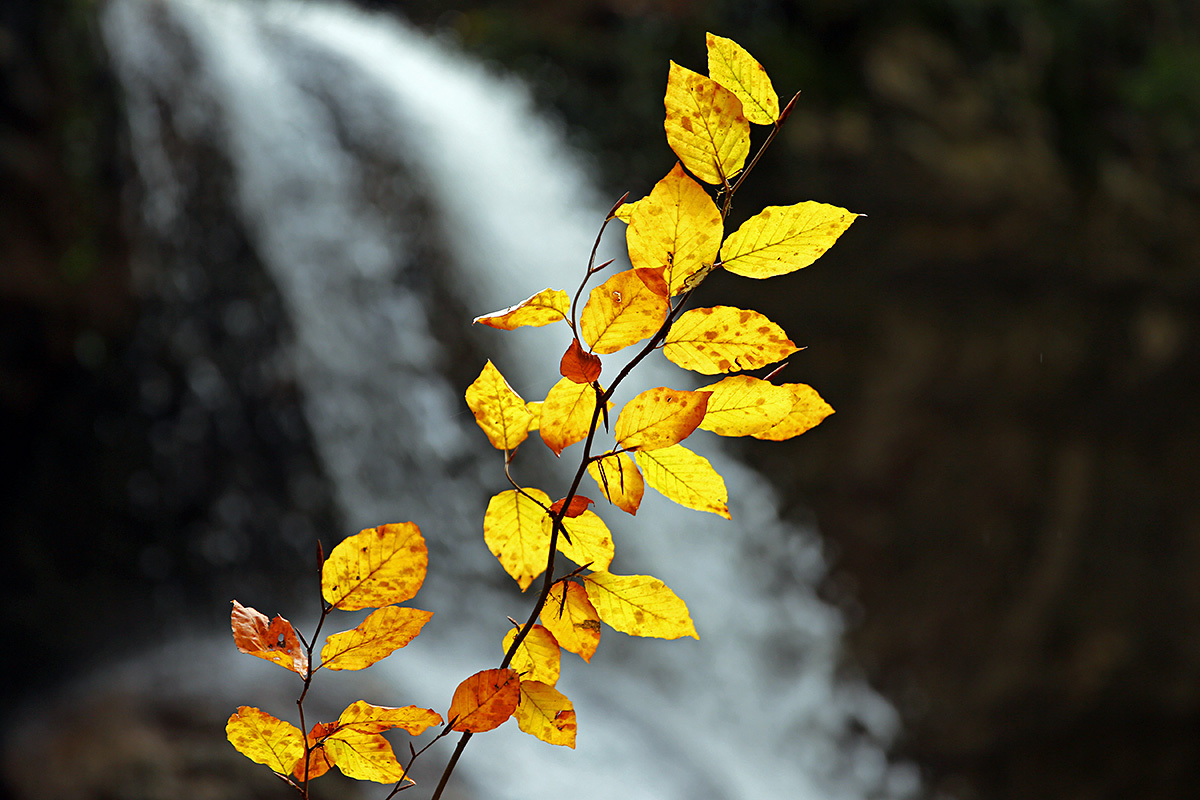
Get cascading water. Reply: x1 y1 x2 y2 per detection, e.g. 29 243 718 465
98 0 919 797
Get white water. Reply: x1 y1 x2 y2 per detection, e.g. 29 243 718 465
102 0 918 797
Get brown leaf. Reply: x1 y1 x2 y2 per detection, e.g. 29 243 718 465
550 495 595 518
230 600 309 675
559 338 602 384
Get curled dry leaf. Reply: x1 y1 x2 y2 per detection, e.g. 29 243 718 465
230 600 309 675
550 495 595 518
560 338 602 383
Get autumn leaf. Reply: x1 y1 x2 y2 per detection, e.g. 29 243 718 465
664 61 750 185
226 707 305 775
465 360 533 450
560 338 602 383
230 601 308 675
633 266 669 297
587 451 645 515
484 488 552 591
292 737 334 781
613 386 711 451
540 581 601 662
550 510 615 572
750 383 834 441
449 668 521 733
662 306 797 374
705 33 780 125
525 400 543 432
539 377 603 457
319 606 433 671
720 202 858 279
323 729 406 784
634 443 730 519
626 163 722 296
514 681 577 748
473 288 570 330
322 522 428 611
336 700 443 736
613 195 647 224
696 375 794 436
550 495 595 518
579 269 669 355
584 571 699 640
502 624 561 685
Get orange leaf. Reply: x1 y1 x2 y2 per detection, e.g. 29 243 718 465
626 163 723 295
634 443 730 519
321 522 428 611
291 741 334 782
473 288 570 330
587 451 645 515
579 269 670 355
226 707 304 774
633 266 669 297
539 581 601 662
513 681 577 748
613 387 710 451
559 338 602 383
230 601 308 675
550 495 595 518
319 606 433 671
551 510 615 572
750 383 834 441
664 61 750 185
696 375 794 436
662 305 798 374
465 360 533 450
448 669 521 732
483 488 552 591
502 624 561 685
584 571 699 640
539 377 603 457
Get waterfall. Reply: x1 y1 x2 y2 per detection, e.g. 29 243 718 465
99 0 918 797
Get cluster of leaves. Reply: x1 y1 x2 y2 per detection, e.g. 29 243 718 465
227 34 853 799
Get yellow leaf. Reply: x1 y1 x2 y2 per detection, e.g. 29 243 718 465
473 288 570 330
664 61 750 185
587 451 645 515
579 269 670 354
539 377 602 457
525 400 543 432
449 668 521 733
483 488 551 590
696 375 794 436
322 523 427 611
613 386 711 451
226 707 304 774
465 360 533 450
626 163 723 296
663 305 797 374
550 510 615 572
634 443 730 519
705 33 780 125
540 581 601 662
336 701 443 736
750 383 834 441
502 624 561 685
613 195 647 224
324 730 406 784
584 571 698 640
513 681 577 748
230 601 308 675
319 606 433 671
720 202 858 278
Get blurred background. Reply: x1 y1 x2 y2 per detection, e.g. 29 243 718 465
2 0 1198 799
